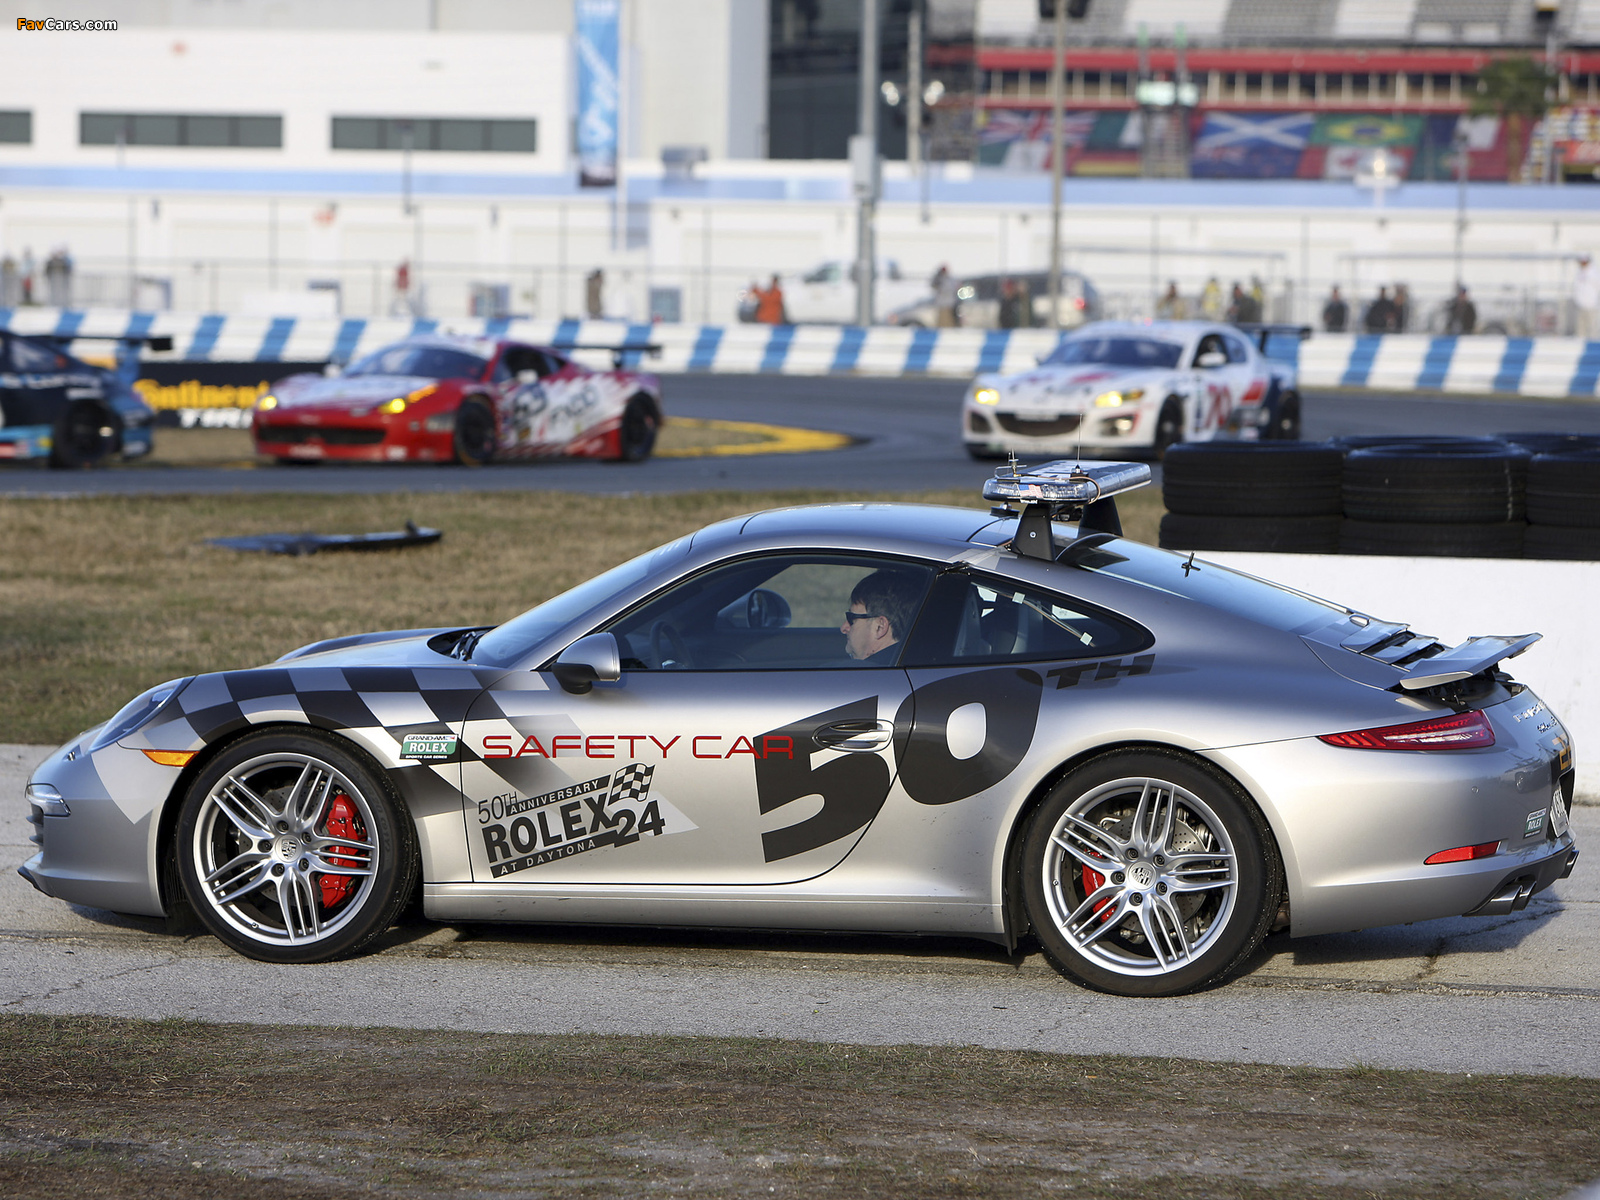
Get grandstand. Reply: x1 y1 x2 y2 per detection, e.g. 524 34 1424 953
937 0 1600 180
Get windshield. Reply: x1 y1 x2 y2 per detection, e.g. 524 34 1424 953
471 535 696 667
1043 336 1183 370
345 344 489 381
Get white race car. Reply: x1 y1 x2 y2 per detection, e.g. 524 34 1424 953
962 321 1304 460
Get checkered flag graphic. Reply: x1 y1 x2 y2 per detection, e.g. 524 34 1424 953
609 763 654 804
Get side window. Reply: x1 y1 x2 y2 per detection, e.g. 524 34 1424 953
9 337 64 372
1192 334 1225 368
489 356 514 384
1222 334 1251 364
901 573 1151 667
503 347 559 379
601 555 935 671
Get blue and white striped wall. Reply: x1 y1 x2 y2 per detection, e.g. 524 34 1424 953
5 306 1600 398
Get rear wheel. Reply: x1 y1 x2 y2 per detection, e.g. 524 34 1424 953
175 730 417 963
50 399 114 469
452 398 497 466
1021 750 1281 997
1151 398 1184 459
614 395 660 462
1264 390 1301 441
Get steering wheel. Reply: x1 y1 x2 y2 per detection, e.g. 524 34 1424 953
650 620 692 668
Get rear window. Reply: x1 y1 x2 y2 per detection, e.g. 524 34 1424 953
1092 541 1348 634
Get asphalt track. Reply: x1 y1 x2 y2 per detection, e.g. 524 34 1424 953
3 745 1597 1077
4 376 1600 496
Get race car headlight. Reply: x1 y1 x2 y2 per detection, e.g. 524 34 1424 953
89 678 193 752
382 397 408 415
973 387 1000 406
1094 388 1144 407
384 384 439 416
256 394 278 411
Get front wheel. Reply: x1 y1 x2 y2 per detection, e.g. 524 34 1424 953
1151 399 1184 459
452 398 497 466
175 730 417 963
50 399 114 469
1264 391 1301 441
1020 751 1281 997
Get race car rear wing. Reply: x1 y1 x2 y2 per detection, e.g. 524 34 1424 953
1233 324 1312 353
1395 633 1542 691
549 341 662 369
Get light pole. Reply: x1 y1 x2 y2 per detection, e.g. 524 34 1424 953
1453 127 1469 289
1047 0 1066 330
854 0 880 327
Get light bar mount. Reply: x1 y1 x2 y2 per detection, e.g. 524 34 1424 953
983 456 1152 562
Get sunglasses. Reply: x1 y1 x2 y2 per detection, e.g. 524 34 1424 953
843 610 882 625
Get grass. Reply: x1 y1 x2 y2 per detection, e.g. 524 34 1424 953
1 1013 1595 1199
0 472 1164 745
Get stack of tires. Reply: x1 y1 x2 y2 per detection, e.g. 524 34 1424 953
1159 443 1345 553
1502 432 1600 560
1337 436 1528 559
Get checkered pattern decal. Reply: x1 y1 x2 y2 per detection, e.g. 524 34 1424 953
609 763 654 805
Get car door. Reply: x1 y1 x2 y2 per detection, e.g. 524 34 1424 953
457 553 935 886
0 334 69 434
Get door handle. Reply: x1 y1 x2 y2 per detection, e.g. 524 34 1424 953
813 719 894 753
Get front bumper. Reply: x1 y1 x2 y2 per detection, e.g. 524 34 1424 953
964 405 1150 451
254 413 453 463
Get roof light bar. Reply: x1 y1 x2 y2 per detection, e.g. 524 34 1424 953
983 459 1151 507
1318 709 1495 751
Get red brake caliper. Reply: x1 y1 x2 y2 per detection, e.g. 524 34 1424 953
1081 865 1116 922
319 793 363 908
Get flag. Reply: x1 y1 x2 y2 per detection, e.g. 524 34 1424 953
1191 112 1312 178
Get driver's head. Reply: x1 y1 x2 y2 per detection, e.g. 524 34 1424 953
841 570 921 660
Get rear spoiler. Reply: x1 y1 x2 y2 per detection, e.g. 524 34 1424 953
1397 633 1541 691
1233 323 1311 353
549 341 661 369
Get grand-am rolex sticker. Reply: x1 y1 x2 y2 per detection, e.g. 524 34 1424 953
476 763 696 877
400 733 458 761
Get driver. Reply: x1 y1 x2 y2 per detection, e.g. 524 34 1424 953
840 570 921 665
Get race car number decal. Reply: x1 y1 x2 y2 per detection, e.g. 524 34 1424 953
893 668 1043 808
477 763 696 877
754 697 890 863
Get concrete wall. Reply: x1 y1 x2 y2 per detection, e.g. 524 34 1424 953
1205 552 1599 800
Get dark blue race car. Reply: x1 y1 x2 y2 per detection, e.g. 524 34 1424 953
0 330 157 467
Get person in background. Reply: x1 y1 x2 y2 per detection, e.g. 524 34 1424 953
1155 282 1188 320
0 253 17 308
1199 276 1224 321
1322 285 1349 332
1364 286 1397 334
1393 283 1411 333
931 264 958 327
754 274 787 325
1248 275 1265 314
1573 253 1599 341
1226 282 1261 324
20 247 34 305
1446 285 1478 335
998 277 1025 329
390 259 411 316
585 268 605 319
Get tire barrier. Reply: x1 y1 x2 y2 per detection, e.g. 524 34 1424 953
1159 435 1600 560
1161 443 1344 518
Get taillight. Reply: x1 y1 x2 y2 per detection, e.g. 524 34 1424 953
1318 709 1494 751
1424 841 1501 865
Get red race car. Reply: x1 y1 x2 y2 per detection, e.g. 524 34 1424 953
252 334 663 465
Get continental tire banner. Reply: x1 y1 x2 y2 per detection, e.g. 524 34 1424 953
575 0 619 188
132 361 326 427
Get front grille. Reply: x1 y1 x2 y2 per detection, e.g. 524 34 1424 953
997 412 1081 437
257 425 385 446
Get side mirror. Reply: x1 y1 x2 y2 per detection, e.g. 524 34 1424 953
552 633 621 695
1196 350 1227 368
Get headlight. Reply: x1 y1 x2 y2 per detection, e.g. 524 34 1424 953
1094 388 1145 408
384 384 438 416
88 678 192 752
256 394 278 411
382 397 408 414
972 387 1000 406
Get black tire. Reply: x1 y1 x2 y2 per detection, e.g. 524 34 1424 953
1525 525 1600 560
49 399 114 469
1159 513 1342 553
175 729 418 964
1496 432 1600 456
613 394 660 463
1162 443 1344 517
1152 398 1183 459
1330 435 1504 453
1340 519 1525 558
1262 389 1301 441
1020 750 1282 997
1526 451 1600 528
452 398 497 466
1341 445 1530 523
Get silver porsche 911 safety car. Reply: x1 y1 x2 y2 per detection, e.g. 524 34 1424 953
20 462 1578 997
963 320 1304 461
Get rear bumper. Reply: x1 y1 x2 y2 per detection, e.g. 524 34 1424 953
1464 845 1580 916
0 424 53 460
